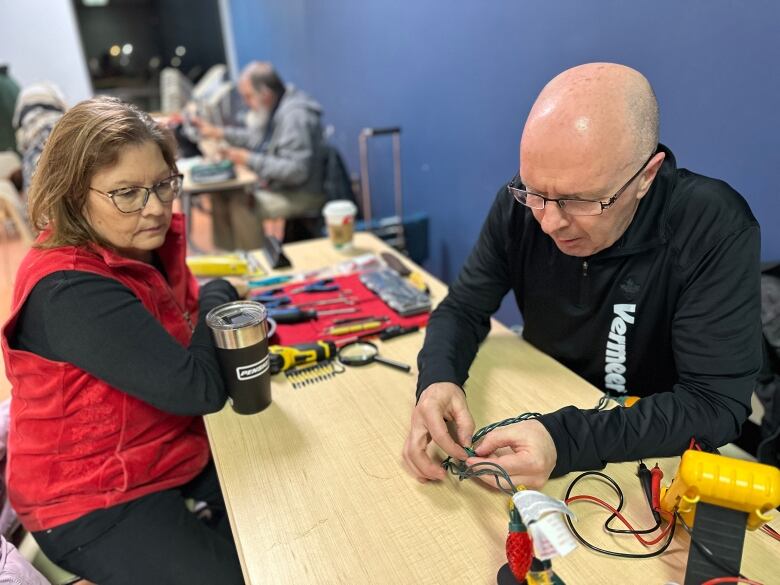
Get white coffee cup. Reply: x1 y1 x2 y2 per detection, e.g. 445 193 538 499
322 200 358 249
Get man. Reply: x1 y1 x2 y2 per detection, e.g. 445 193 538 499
403 63 761 490
195 62 325 244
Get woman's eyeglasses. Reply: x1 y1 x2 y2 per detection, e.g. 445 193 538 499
90 174 183 214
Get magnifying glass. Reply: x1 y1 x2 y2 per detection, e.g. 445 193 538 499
338 341 412 373
266 317 277 340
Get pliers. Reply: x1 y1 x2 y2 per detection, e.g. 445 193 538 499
289 279 341 294
251 289 292 308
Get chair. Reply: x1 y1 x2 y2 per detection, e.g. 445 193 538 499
0 151 21 179
283 144 356 243
17 532 87 585
0 179 32 245
0 151 33 246
0 395 87 584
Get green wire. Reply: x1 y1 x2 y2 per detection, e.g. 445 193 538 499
470 412 542 444
441 412 542 494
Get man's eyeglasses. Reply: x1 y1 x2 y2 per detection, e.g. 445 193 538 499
508 150 656 217
90 174 183 214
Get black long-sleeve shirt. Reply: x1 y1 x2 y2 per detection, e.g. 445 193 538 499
12 270 238 416
417 145 762 477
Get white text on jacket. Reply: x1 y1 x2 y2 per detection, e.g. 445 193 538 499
604 304 635 393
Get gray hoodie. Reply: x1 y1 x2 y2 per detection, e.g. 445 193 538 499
224 85 324 196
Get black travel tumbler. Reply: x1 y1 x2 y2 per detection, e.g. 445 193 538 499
206 301 271 414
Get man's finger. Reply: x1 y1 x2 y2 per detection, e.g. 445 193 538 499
467 452 542 490
400 445 428 483
402 435 432 481
467 450 551 488
405 425 446 480
423 410 469 460
465 452 530 477
450 402 476 447
472 427 516 457
407 445 445 480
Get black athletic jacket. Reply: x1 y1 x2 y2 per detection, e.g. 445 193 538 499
417 145 762 477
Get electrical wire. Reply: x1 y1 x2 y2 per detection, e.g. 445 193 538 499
687 436 720 455
608 514 662 535
563 471 676 558
566 495 673 546
469 412 542 444
760 524 780 543
578 470 663 536
688 437 702 451
440 412 541 490
566 471 668 538
700 578 763 585
442 459 518 495
595 394 611 411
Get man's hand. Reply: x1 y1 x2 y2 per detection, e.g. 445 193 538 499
190 116 224 140
222 147 250 167
466 419 557 490
402 382 475 482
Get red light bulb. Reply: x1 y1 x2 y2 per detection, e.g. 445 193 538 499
506 508 533 581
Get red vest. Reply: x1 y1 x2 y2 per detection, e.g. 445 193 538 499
1 214 210 531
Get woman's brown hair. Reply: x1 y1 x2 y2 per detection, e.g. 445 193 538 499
28 96 178 248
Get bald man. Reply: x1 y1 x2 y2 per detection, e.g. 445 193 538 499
403 63 761 489
195 62 325 244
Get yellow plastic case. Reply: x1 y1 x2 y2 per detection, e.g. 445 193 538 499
660 450 780 530
186 255 249 277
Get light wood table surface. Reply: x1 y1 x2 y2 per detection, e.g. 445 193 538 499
205 232 779 585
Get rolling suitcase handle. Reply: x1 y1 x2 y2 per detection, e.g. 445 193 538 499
358 127 405 253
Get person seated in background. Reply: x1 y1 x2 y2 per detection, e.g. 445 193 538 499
194 61 325 243
1 97 246 585
403 63 761 490
12 82 67 193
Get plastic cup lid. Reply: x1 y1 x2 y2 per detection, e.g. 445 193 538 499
206 300 267 330
322 200 357 218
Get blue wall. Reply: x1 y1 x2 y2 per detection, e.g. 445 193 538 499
228 0 780 323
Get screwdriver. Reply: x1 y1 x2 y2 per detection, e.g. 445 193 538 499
378 324 419 341
248 275 294 287
268 307 356 324
325 320 386 336
269 340 337 375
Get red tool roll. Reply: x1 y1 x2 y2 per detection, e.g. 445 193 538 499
267 273 429 346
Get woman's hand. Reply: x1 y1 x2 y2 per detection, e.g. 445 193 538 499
223 276 249 299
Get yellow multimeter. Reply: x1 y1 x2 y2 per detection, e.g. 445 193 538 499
660 449 780 530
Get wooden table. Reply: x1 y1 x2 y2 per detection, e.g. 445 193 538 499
181 163 258 252
205 233 779 585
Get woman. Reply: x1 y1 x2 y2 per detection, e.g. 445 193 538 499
1 97 246 584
